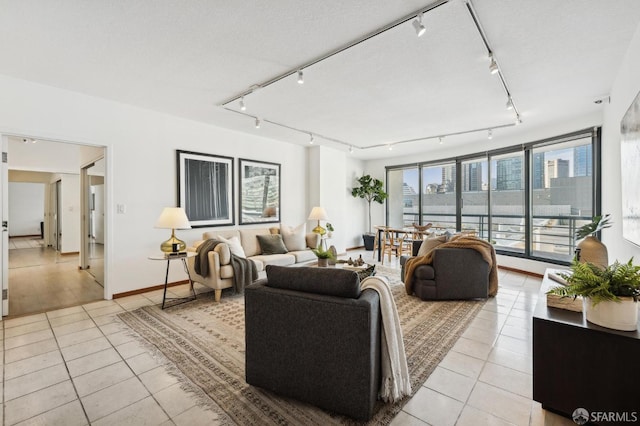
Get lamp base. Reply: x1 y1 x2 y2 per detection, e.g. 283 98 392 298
312 225 326 236
160 235 186 253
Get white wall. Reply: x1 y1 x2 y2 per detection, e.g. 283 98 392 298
60 174 80 253
0 75 309 297
8 182 44 236
602 21 640 264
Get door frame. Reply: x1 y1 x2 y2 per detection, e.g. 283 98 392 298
0 132 110 317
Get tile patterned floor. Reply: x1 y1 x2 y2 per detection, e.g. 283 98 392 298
1 251 577 425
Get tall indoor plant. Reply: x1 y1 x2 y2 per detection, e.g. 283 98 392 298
548 258 640 331
351 174 388 250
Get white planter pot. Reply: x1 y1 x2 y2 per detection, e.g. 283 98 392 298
584 297 638 331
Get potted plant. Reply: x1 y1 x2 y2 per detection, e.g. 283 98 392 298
312 244 336 267
351 175 388 250
548 258 640 331
575 214 612 269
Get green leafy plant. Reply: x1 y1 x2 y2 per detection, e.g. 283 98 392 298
548 258 640 305
326 223 334 232
575 214 612 239
351 174 388 234
312 244 336 260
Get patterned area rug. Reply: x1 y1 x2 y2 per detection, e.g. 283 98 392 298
119 265 485 425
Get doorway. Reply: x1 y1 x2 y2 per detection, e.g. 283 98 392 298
2 135 107 317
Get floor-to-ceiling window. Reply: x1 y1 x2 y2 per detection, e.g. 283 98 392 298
386 128 600 265
460 157 489 239
421 162 457 233
491 151 525 254
530 138 593 261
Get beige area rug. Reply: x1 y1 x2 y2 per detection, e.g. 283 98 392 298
119 265 485 425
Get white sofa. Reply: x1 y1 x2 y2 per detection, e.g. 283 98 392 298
186 227 320 302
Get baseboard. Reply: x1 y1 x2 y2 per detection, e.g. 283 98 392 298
60 251 79 256
113 279 190 299
9 234 41 238
497 265 543 278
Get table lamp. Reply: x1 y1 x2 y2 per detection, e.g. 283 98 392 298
155 207 192 252
308 206 328 235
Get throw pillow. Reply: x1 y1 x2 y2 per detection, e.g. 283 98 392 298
417 235 447 256
256 234 289 255
216 235 246 258
280 223 306 251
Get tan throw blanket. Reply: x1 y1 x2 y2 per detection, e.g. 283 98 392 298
195 239 257 294
404 236 498 297
360 275 411 403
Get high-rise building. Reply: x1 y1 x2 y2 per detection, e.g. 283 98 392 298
440 165 456 193
545 158 569 188
496 157 523 190
462 162 482 191
532 152 545 189
574 145 592 177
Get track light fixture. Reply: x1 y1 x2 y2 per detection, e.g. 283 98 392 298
489 54 498 75
309 133 314 144
349 146 354 154
255 118 261 129
506 98 513 110
412 13 426 37
388 145 393 151
439 137 443 145
297 70 304 84
514 115 522 125
488 129 493 139
239 96 246 111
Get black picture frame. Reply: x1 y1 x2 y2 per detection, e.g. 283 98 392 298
239 158 281 225
177 150 234 227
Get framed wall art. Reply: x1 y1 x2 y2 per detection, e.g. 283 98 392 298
177 150 234 227
621 89 640 246
239 158 281 225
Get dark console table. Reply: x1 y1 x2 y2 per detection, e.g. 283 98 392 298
533 270 640 424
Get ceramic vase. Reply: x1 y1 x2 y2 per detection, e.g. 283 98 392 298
576 236 608 269
317 258 328 267
584 297 638 331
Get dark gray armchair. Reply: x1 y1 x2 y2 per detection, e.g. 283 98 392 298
401 247 490 300
244 265 381 421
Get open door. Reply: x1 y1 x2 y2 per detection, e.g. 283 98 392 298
81 159 104 285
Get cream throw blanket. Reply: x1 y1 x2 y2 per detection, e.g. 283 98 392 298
360 275 412 403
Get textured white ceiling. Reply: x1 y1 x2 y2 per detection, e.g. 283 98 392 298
1 0 639 159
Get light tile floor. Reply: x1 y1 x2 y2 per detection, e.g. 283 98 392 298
1 252 576 425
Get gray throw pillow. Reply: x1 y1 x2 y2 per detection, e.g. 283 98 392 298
256 234 289 255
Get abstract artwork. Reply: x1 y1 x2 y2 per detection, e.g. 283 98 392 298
621 89 640 246
239 159 280 225
177 150 234 227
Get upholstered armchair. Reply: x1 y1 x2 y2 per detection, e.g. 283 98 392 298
244 265 382 421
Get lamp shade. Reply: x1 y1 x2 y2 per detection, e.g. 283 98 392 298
307 207 328 221
154 207 192 230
